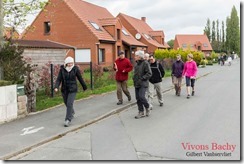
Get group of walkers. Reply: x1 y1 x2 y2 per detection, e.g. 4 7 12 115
218 54 233 66
114 50 198 119
53 50 198 127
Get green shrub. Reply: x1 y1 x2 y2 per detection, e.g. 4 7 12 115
154 49 204 66
206 61 213 65
0 80 13 86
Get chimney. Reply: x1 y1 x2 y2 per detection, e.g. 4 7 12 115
141 17 146 22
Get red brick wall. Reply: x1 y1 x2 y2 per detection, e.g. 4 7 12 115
23 0 114 67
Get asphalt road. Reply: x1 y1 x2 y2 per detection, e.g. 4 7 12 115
9 59 241 160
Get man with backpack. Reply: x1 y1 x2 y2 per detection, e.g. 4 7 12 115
148 55 165 108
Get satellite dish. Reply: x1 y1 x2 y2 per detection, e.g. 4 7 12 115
135 33 141 40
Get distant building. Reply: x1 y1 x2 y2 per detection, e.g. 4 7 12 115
3 27 20 40
173 34 212 55
117 13 169 53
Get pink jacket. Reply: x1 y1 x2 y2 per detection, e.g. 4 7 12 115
182 60 198 77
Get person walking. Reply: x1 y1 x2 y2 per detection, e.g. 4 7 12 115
148 55 165 108
172 54 184 96
54 56 87 127
133 50 152 118
114 51 133 105
182 54 198 99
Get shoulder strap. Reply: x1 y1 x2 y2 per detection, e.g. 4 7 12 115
157 62 162 78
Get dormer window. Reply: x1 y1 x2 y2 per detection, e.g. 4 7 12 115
89 21 101 31
44 21 51 34
203 43 208 47
122 29 129 36
182 43 187 48
143 33 151 40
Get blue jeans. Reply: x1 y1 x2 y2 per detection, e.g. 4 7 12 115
62 92 76 121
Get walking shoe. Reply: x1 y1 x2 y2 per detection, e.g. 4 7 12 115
192 91 195 96
64 120 70 127
117 100 123 105
145 108 151 117
149 104 153 110
128 96 131 101
187 95 190 99
160 103 164 107
135 112 145 119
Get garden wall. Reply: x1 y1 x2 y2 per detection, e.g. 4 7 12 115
0 85 27 124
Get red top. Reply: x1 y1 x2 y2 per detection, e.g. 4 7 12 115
114 58 133 81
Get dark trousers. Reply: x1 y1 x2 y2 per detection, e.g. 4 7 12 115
62 92 76 121
185 76 195 87
135 87 150 112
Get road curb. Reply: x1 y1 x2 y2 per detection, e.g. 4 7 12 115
2 72 212 160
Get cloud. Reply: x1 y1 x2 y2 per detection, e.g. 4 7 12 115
84 0 240 41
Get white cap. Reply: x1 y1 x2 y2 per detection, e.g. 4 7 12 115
135 50 144 58
64 56 74 65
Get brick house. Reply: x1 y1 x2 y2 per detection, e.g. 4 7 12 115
22 0 146 68
173 34 213 55
3 27 20 40
117 13 169 53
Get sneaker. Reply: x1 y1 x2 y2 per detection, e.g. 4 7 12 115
149 104 153 110
145 108 151 117
64 120 70 127
160 103 164 107
135 112 145 119
128 96 131 101
117 100 123 105
192 91 195 96
187 95 190 99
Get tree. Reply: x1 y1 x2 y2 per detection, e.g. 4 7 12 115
167 39 174 48
221 21 225 52
1 0 47 41
226 6 240 55
204 18 211 41
211 20 216 43
0 41 33 83
211 20 219 51
216 19 220 51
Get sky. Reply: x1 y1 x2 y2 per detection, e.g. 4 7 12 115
81 0 241 42
24 0 241 42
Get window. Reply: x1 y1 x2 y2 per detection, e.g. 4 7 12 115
99 49 105 63
117 29 121 40
122 29 129 36
89 21 101 31
182 44 187 48
143 33 151 40
203 43 208 47
44 21 51 34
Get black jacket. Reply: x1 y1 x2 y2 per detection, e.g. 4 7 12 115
149 61 165 84
55 65 87 93
133 60 152 88
172 60 184 78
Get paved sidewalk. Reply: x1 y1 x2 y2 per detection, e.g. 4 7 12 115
0 63 221 160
